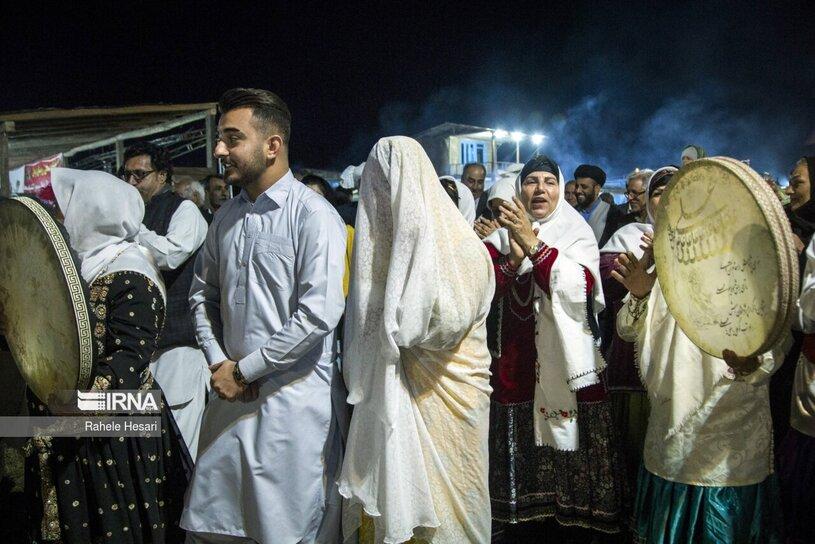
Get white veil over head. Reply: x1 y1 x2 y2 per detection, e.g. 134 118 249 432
51 168 165 300
339 136 494 543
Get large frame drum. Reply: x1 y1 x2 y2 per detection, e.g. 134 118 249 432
0 197 94 405
653 157 798 359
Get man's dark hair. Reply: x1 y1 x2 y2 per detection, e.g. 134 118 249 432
201 174 224 191
123 140 173 184
301 174 335 204
334 186 352 206
218 88 292 145
439 177 460 206
462 163 486 177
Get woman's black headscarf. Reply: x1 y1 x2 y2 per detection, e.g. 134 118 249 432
520 155 560 182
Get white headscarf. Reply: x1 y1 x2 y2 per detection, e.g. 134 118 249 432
439 175 476 225
51 168 165 301
339 136 494 542
483 160 605 450
487 176 516 204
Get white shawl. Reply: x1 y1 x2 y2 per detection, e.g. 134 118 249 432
339 137 494 542
51 168 165 301
484 166 605 450
600 223 652 257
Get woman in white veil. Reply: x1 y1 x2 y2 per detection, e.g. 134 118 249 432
338 137 495 543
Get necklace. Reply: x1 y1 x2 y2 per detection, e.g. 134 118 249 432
509 276 535 321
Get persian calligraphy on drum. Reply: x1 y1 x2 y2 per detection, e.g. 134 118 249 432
653 157 798 359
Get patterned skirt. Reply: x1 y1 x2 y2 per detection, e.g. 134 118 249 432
489 400 624 533
24 391 191 544
633 466 782 543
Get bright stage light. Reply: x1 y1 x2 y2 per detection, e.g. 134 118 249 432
530 133 544 145
494 129 508 139
511 131 524 142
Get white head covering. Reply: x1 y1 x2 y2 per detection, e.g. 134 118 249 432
340 162 365 189
339 136 494 542
51 168 165 301
483 159 605 450
487 176 516 204
600 223 652 257
439 175 476 225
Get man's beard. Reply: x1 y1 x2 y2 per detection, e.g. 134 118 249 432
225 150 267 188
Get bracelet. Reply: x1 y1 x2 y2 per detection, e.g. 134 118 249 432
233 362 248 387
628 293 649 321
526 240 544 258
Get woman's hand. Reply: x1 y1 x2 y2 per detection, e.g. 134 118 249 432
497 197 540 254
722 349 761 376
793 234 805 254
611 249 656 299
474 217 500 239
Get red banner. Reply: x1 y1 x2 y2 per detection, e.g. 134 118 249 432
23 154 63 206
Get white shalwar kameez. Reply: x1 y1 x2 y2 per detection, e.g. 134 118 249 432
181 171 347 544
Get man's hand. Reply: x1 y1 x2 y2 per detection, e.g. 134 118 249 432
611 248 656 299
722 349 761 377
210 359 257 402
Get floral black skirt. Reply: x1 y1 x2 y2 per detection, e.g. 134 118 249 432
25 388 191 544
489 400 625 534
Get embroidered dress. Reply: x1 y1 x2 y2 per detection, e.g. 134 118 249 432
25 271 191 543
486 242 623 533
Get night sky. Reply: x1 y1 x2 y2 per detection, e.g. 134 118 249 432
2 1 813 178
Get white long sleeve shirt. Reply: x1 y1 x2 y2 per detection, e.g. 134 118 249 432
181 170 347 543
138 198 207 271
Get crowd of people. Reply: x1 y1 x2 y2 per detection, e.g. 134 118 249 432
4 86 815 544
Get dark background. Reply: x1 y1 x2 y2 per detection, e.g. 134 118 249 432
1 1 813 177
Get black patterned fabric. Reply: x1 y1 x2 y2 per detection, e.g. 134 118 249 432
24 271 191 543
489 400 625 534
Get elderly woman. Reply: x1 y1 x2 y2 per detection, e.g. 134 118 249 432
25 169 190 544
339 137 495 543
614 167 784 543
483 155 623 539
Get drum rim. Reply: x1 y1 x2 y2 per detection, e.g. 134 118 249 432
716 157 799 337
1 197 94 396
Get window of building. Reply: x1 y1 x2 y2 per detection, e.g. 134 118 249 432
460 140 486 165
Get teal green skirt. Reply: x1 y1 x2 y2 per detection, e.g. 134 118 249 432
633 465 782 543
